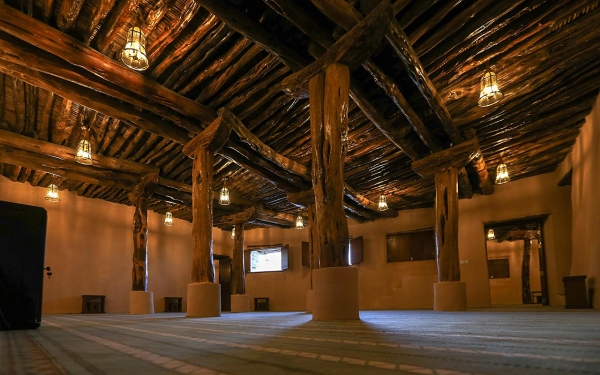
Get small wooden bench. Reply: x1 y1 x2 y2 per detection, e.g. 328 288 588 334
254 297 269 311
164 297 183 312
82 295 105 314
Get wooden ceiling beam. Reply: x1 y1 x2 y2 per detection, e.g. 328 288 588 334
56 0 85 33
411 138 481 178
84 0 117 45
95 0 140 54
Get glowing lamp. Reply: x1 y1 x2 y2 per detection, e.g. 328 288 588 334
295 215 304 229
495 162 511 184
231 225 235 239
478 70 503 107
377 194 388 211
45 184 60 202
487 229 496 241
121 27 149 71
164 211 174 226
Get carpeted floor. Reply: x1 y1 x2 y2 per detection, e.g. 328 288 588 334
2 308 599 375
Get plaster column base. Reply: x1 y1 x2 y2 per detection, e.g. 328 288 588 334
129 291 154 315
187 282 221 317
230 294 250 312
434 281 467 311
313 267 359 321
306 290 314 313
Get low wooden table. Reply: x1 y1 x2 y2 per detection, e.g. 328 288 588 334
82 295 105 314
164 297 183 312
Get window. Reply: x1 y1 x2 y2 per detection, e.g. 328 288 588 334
488 259 510 279
387 229 435 262
245 245 288 273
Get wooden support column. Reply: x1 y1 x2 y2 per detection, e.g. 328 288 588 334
232 221 246 295
183 116 232 317
128 173 158 314
433 167 466 311
522 238 532 304
309 65 351 268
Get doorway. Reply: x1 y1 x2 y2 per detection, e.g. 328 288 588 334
484 215 550 306
213 254 232 312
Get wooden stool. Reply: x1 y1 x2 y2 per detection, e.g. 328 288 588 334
82 295 105 314
254 297 269 311
164 297 183 312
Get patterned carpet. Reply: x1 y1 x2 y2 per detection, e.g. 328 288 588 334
1 309 599 375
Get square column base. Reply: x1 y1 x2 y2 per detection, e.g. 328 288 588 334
306 290 314 313
129 291 154 315
187 282 221 317
434 281 467 311
231 294 250 312
313 267 359 321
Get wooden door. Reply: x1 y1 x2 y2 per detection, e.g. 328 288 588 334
219 257 232 311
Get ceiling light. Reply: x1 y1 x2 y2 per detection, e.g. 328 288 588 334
219 178 230 205
295 215 304 229
377 194 388 211
164 211 174 226
74 126 93 165
121 26 149 71
45 184 59 202
231 225 235 239
478 69 503 107
495 162 511 184
487 229 496 241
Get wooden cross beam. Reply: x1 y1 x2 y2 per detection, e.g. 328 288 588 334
411 138 481 178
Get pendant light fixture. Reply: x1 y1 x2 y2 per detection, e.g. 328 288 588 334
295 215 304 230
121 26 149 71
478 67 503 107
487 229 496 241
45 182 60 202
164 211 174 226
495 160 511 184
377 194 388 211
74 126 93 165
219 177 230 205
231 225 236 239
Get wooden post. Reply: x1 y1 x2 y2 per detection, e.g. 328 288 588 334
522 238 532 304
128 174 158 291
232 221 245 295
307 202 319 279
183 116 231 317
191 148 215 283
434 168 460 282
309 64 350 268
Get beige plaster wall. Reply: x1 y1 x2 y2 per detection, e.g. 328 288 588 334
240 172 571 310
570 94 600 308
487 239 541 305
0 177 226 314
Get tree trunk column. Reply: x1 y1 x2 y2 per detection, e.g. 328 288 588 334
129 174 158 315
306 202 318 313
187 147 221 317
522 238 532 304
433 167 467 311
309 63 358 321
231 221 250 312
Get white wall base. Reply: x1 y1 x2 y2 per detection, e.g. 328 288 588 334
231 294 250 312
187 282 221 317
313 267 359 320
434 281 467 311
129 291 154 315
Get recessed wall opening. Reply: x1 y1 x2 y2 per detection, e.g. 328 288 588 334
484 215 550 306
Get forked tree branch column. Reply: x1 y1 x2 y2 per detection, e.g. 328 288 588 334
183 116 232 317
433 168 467 311
128 173 159 315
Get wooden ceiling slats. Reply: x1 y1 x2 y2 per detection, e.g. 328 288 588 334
146 0 200 60
224 65 289 112
95 0 140 54
56 0 85 32
149 13 219 79
10 77 25 133
84 0 116 45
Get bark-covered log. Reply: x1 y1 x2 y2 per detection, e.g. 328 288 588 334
128 174 159 292
434 168 460 282
522 238 532 304
412 138 480 178
310 64 350 268
232 221 246 295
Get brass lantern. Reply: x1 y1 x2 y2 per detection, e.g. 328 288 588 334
164 211 174 226
295 215 304 230
75 126 93 165
377 194 388 211
45 184 60 202
231 225 236 239
487 229 496 241
121 26 149 71
478 69 503 107
219 178 230 205
495 162 511 184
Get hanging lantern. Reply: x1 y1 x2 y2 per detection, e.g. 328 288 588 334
495 162 511 184
74 127 93 165
487 229 496 241
121 26 149 71
219 178 230 205
478 69 503 107
164 211 174 226
295 215 304 230
45 184 60 202
231 225 236 239
377 194 388 211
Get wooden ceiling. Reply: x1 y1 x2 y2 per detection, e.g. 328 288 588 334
0 0 598 228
